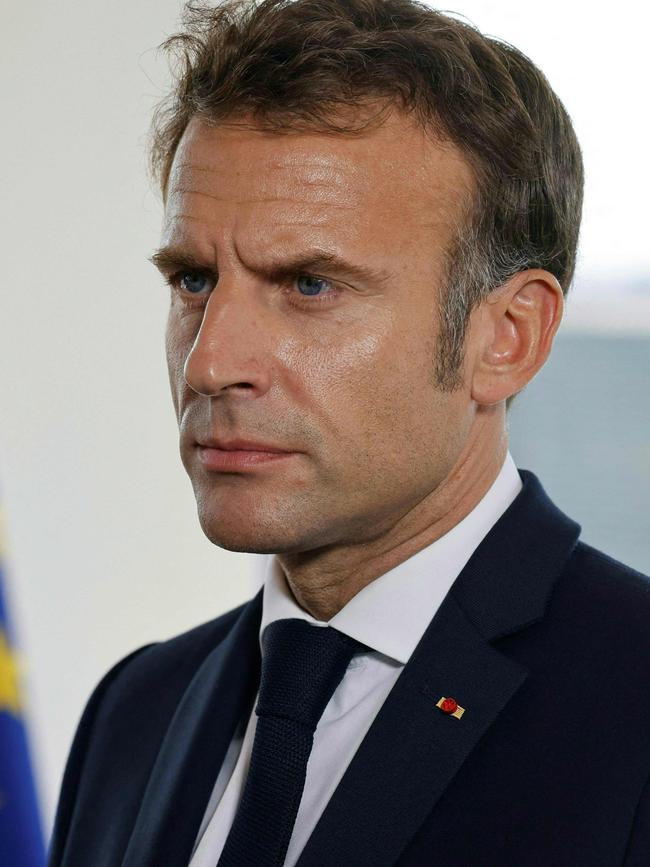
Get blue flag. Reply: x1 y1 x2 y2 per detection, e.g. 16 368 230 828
0 506 45 866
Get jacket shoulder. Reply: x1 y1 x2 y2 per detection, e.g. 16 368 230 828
105 599 250 701
498 538 650 704
81 599 255 745
537 540 650 693
48 599 252 865
566 540 650 616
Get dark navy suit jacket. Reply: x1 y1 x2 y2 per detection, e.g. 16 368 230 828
48 470 650 866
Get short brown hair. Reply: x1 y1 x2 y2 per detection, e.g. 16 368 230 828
150 0 583 402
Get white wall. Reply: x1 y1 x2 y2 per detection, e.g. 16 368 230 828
1 0 648 836
0 0 259 830
457 0 650 331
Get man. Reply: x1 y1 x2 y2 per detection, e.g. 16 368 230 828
49 0 650 864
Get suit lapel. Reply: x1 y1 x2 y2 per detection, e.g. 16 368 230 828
297 470 581 867
297 592 527 867
122 589 263 867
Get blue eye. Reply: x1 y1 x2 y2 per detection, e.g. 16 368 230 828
180 272 210 294
296 275 332 296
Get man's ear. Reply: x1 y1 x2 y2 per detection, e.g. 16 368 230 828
469 269 564 406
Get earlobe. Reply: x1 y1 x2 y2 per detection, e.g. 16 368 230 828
470 270 564 406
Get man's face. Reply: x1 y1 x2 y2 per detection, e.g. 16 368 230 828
159 110 476 554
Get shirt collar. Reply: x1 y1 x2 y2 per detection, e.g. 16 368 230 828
259 452 522 665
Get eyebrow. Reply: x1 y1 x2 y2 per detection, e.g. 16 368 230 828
149 246 213 273
149 245 391 287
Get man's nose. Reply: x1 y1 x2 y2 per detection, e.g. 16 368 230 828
182 279 273 398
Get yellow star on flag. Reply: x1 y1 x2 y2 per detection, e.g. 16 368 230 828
0 629 22 717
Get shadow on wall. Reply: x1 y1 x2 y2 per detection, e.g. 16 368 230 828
508 333 650 575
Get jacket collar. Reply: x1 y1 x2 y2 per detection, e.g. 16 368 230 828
451 468 581 641
259 452 523 665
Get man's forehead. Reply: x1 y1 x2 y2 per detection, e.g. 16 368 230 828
165 112 474 214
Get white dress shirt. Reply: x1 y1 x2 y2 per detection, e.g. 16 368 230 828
189 452 522 867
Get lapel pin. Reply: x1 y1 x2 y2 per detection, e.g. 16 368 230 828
436 696 465 719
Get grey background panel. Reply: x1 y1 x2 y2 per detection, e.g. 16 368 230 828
509 334 650 574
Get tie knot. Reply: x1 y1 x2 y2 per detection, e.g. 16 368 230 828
256 618 365 731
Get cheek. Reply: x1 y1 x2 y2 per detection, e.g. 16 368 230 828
350 335 460 482
277 309 437 442
165 315 182 375
276 312 389 407
165 311 197 413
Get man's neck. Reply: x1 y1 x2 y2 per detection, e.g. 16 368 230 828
278 407 509 621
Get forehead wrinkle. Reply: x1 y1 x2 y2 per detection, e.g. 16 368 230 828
173 158 345 176
162 212 346 229
161 213 212 228
166 188 357 209
169 159 356 202
159 212 361 254
173 154 351 178
163 209 355 238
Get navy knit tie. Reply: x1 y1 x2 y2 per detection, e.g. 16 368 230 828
217 618 365 867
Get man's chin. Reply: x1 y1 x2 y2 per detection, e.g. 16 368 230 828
196 509 308 555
